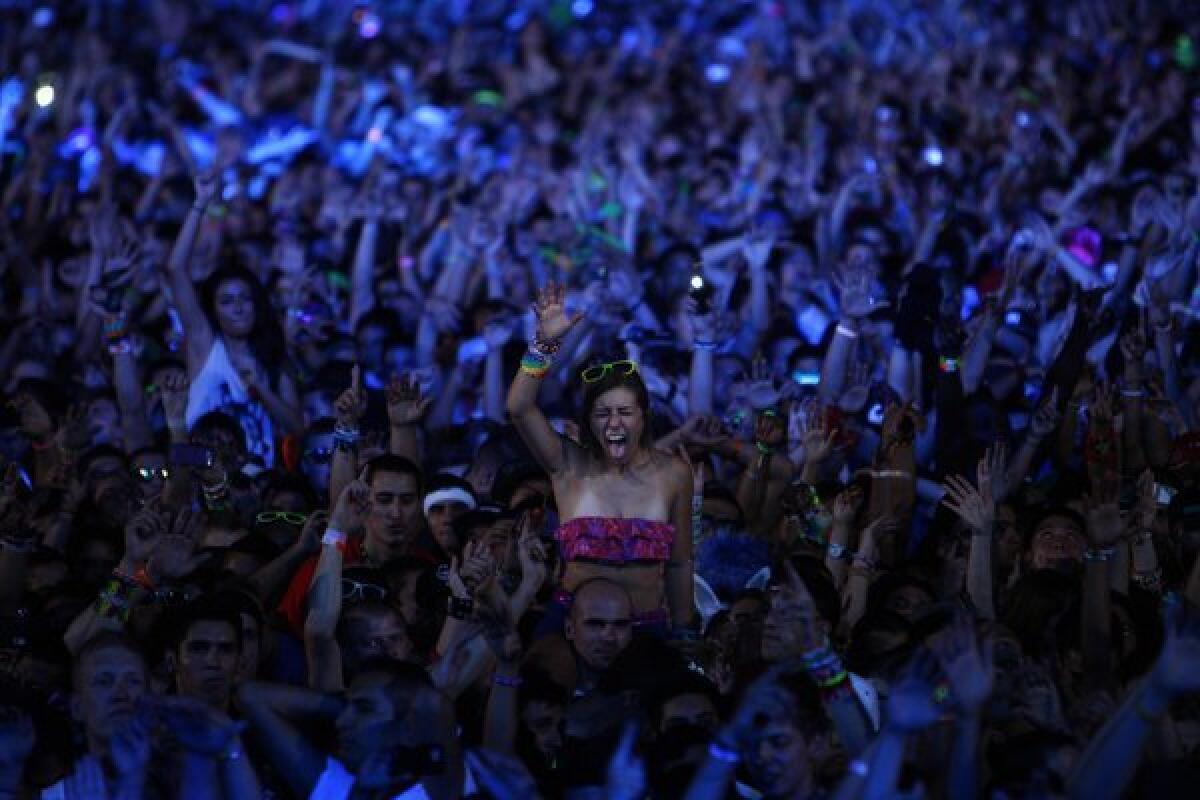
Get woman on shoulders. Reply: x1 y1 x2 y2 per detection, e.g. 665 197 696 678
166 168 302 467
506 283 694 633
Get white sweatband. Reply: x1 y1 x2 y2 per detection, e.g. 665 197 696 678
422 488 477 516
322 528 346 548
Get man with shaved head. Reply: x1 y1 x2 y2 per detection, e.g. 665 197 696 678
563 578 635 694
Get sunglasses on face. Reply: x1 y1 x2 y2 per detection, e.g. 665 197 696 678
303 448 332 464
134 467 169 482
256 511 309 525
341 578 387 602
581 359 638 384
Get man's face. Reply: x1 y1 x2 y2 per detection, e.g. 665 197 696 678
761 587 825 663
564 585 633 672
521 700 564 762
300 431 334 494
75 646 147 743
175 620 240 709
336 675 401 769
884 585 933 623
660 692 719 734
425 500 470 554
366 471 423 555
345 608 412 667
745 720 815 799
1030 515 1086 571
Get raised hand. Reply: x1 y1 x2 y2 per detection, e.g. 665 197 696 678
795 400 838 465
942 448 998 533
839 360 872 413
605 722 647 800
677 414 729 449
886 649 946 732
386 373 431 428
329 477 370 534
334 364 368 428
741 227 775 271
1149 600 1200 695
159 369 190 435
516 529 548 592
745 358 781 410
459 539 496 596
836 259 888 319
770 561 825 654
533 282 581 342
1029 387 1061 441
193 165 221 208
1085 470 1123 549
754 409 787 451
831 486 863 526
929 613 994 713
123 504 168 567
296 510 327 556
146 507 208 583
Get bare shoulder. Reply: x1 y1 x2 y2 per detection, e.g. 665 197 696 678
655 449 693 489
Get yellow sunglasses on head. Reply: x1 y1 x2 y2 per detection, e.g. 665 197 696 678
581 360 639 384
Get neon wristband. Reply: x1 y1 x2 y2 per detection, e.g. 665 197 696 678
836 324 859 339
322 529 347 551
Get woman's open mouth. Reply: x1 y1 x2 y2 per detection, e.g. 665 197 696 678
605 431 628 460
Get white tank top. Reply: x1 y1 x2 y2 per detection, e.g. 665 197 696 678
186 338 275 467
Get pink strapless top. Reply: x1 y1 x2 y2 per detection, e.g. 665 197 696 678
556 517 674 564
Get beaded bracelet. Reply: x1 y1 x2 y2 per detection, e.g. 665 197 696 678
520 350 551 379
94 579 135 623
332 424 360 449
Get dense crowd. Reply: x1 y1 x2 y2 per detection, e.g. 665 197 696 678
2 0 1200 797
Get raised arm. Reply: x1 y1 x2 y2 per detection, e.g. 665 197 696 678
386 374 430 464
237 681 342 799
506 283 581 475
1068 603 1200 800
329 366 367 514
167 168 220 371
942 451 999 620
